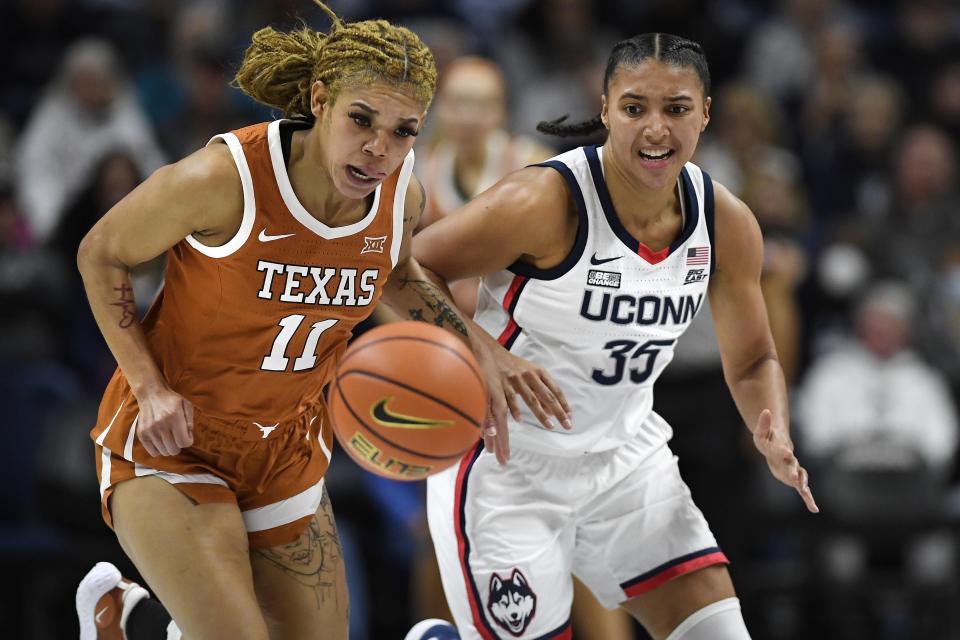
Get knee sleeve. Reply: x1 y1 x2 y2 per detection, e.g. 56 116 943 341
665 597 750 640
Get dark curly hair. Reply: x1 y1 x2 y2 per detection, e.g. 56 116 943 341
537 33 710 138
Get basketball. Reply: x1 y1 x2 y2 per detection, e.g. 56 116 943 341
330 321 488 481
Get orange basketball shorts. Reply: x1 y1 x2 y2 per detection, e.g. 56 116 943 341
91 374 333 549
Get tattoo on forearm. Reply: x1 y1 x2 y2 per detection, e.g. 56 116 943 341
399 275 468 336
253 487 345 611
111 284 136 328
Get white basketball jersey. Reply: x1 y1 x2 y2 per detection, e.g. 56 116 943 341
475 145 716 456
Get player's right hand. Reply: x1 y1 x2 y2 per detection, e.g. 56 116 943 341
493 347 572 432
474 343 511 465
135 387 195 457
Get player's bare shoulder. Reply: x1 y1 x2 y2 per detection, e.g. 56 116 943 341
480 165 576 249
711 179 763 276
164 140 245 238
81 139 247 267
494 164 572 215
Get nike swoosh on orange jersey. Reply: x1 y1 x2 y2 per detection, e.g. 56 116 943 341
259 229 296 242
370 397 454 430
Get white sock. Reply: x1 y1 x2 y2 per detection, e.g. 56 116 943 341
665 597 750 640
118 582 150 639
166 620 182 640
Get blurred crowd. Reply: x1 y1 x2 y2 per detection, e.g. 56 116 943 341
1 0 959 638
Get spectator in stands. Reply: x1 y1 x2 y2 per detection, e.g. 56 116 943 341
499 0 619 147
799 281 957 477
741 0 848 110
51 150 157 389
416 56 554 314
930 62 960 141
802 75 903 227
868 125 959 307
15 38 165 242
872 0 960 122
798 281 958 632
694 82 797 197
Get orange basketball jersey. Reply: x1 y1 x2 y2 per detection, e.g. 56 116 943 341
129 119 412 423
89 120 413 545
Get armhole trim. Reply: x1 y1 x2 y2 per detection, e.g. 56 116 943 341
702 171 716 274
507 159 589 281
391 149 415 267
185 133 256 258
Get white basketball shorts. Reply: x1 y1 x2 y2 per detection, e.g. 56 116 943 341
427 430 728 640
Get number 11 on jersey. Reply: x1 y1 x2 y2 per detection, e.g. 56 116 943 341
262 314 339 372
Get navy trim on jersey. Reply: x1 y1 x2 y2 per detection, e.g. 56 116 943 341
702 170 716 274
584 145 700 259
506 160 589 280
676 168 701 250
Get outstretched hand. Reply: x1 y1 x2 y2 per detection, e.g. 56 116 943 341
472 339 572 466
495 349 572 432
753 409 819 513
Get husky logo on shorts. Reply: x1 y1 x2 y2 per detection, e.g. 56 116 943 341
487 568 537 636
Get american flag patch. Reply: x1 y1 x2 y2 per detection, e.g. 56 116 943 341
686 246 709 265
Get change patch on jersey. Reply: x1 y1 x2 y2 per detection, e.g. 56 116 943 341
587 269 621 289
487 568 537 637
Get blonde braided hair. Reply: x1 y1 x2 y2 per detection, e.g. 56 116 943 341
234 1 436 119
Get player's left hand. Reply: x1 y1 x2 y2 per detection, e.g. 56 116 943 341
753 409 819 513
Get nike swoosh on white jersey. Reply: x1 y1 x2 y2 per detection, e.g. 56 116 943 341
259 229 295 242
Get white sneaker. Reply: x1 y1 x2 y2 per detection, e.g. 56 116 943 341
76 562 150 640
404 618 460 640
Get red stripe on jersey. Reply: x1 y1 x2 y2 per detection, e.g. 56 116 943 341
496 275 528 346
497 318 518 347
637 243 670 264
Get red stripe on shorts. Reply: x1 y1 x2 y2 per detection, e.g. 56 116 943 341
453 443 498 640
622 550 729 598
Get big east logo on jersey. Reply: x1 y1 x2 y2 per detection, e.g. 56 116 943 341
487 569 537 636
256 260 380 307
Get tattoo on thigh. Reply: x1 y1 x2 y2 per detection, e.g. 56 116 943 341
254 488 345 610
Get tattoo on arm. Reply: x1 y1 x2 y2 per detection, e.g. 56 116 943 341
253 486 346 611
110 284 136 328
403 179 427 225
399 275 468 336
